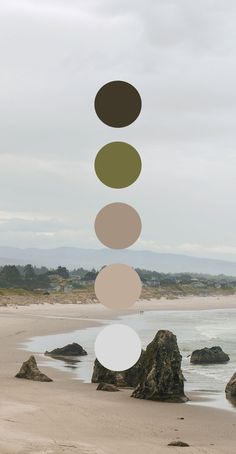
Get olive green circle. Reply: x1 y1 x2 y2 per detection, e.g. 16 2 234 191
94 142 142 189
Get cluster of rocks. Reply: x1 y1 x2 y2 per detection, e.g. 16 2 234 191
93 330 188 403
16 331 186 403
15 334 236 408
15 342 88 383
92 333 236 408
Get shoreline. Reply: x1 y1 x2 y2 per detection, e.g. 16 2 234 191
1 295 236 453
2 292 236 313
20 297 236 415
1 291 236 310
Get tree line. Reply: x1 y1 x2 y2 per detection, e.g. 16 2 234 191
0 264 235 291
0 264 69 290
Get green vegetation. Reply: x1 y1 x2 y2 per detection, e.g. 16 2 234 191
0 264 235 299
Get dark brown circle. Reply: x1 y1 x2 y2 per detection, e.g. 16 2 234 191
94 81 142 128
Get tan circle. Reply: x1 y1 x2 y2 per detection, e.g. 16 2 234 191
95 264 142 310
95 203 142 249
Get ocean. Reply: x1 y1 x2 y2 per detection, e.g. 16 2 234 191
21 308 236 411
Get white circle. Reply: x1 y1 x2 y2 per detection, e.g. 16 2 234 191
94 324 142 372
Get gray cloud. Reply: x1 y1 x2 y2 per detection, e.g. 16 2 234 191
0 0 236 259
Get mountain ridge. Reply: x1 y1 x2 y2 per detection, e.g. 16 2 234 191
0 247 236 276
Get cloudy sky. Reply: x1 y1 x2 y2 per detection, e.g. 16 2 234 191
0 0 236 260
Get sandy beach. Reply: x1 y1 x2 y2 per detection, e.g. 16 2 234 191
1 296 236 453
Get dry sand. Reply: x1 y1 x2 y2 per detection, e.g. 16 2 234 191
0 296 236 453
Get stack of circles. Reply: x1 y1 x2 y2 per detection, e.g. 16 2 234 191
94 80 143 372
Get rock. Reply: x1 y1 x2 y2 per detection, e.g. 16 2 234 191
168 441 190 447
96 382 120 392
225 372 236 397
92 351 145 388
131 330 187 403
92 359 127 387
190 346 230 364
45 342 87 358
125 350 146 386
15 356 53 382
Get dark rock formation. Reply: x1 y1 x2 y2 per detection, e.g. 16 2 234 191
131 330 187 403
97 382 120 392
190 346 230 364
15 356 53 382
125 350 146 386
225 372 236 398
45 342 87 358
92 359 127 387
92 351 145 388
168 441 190 447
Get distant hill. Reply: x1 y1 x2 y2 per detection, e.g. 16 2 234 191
0 247 236 276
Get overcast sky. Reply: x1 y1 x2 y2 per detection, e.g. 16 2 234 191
0 0 236 260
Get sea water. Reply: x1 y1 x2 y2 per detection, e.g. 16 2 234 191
21 308 236 411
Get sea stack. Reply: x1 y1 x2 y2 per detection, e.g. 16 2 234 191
132 330 187 403
15 355 53 382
